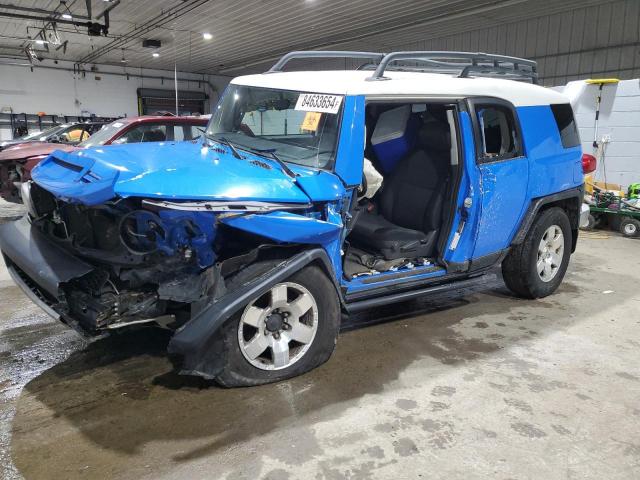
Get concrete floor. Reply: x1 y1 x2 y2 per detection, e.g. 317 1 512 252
1 210 639 479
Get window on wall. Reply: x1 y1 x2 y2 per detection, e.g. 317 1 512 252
550 103 581 148
476 105 522 161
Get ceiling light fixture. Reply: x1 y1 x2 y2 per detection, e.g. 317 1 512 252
35 39 45 45
202 32 213 40
62 13 72 19
152 52 160 58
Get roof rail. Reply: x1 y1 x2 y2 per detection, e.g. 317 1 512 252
267 51 385 73
366 51 538 84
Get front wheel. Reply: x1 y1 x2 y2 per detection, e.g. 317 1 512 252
215 264 340 387
502 207 572 299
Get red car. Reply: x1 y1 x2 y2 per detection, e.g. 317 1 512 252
0 115 208 203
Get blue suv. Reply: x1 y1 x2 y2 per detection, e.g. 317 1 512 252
0 52 588 386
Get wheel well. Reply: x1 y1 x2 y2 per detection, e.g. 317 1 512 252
537 197 580 252
512 189 583 253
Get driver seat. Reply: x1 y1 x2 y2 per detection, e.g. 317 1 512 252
350 121 451 260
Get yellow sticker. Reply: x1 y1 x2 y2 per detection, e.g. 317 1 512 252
301 111 322 132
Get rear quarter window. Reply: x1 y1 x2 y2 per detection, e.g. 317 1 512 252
550 104 580 148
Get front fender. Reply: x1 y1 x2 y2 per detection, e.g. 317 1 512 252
168 248 342 379
221 210 341 244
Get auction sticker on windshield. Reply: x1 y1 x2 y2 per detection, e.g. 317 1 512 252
295 93 343 114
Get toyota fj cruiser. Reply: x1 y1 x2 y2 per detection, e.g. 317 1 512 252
0 51 589 386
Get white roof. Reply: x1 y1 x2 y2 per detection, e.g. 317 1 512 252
231 70 569 107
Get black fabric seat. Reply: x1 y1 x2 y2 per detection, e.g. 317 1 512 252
350 120 451 260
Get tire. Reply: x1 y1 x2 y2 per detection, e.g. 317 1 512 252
215 264 340 387
620 217 640 238
502 207 572 299
581 213 596 231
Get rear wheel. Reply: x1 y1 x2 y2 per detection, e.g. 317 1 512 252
620 217 640 238
215 264 340 387
502 207 572 299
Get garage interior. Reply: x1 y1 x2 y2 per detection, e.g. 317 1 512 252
1 1 640 479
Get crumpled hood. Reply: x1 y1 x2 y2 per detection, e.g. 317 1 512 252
31 141 314 205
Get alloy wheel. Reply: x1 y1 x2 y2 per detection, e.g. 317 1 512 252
237 282 318 370
536 225 564 283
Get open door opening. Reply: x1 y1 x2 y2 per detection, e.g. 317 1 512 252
344 101 462 280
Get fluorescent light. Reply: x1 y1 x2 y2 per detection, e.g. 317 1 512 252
62 13 72 19
35 39 45 45
202 32 213 40
152 52 160 58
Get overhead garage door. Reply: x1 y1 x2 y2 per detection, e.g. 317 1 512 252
137 88 208 116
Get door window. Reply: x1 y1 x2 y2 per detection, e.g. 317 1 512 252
113 124 168 144
190 124 206 140
173 125 186 141
476 105 521 161
59 126 90 143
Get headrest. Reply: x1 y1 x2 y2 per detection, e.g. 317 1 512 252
417 121 451 152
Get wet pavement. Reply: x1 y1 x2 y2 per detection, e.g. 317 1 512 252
1 228 639 479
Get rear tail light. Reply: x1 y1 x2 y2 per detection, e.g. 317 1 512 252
582 153 597 174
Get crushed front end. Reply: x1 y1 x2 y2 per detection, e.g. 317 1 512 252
2 181 220 336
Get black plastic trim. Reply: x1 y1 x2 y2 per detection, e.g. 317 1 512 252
468 249 508 272
446 260 469 273
511 185 584 248
346 273 496 312
345 268 485 302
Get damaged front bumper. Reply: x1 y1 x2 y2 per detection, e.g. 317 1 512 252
0 217 98 336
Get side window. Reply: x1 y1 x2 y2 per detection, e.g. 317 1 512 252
173 125 186 141
113 124 168 144
190 125 206 140
550 103 580 148
170 125 205 141
60 126 89 143
476 105 521 161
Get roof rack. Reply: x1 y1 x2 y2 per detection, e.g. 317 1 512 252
267 51 385 73
267 50 538 84
366 51 538 84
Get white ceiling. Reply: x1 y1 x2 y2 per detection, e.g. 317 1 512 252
0 0 637 83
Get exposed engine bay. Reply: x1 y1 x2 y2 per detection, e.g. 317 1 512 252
23 182 228 333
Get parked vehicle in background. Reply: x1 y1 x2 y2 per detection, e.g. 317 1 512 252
0 115 208 203
0 51 588 387
0 122 107 151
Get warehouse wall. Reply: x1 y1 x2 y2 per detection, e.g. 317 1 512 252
0 59 230 140
265 0 640 86
557 79 640 188
386 0 640 86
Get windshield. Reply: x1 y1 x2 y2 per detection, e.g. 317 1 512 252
17 125 68 141
78 120 127 147
205 85 343 169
